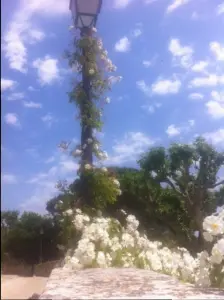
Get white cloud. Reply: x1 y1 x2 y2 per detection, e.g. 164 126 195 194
4 113 21 128
106 132 156 165
136 80 151 96
216 3 224 15
113 0 133 9
2 0 68 72
28 86 37 91
189 74 224 88
188 119 195 127
23 101 42 108
1 78 17 91
206 101 224 119
188 93 204 100
45 156 55 164
142 60 152 68
210 42 224 61
204 129 224 147
28 29 45 44
166 120 195 137
7 92 25 101
132 29 142 38
142 103 161 114
151 78 181 95
191 11 199 20
32 55 60 85
211 91 224 102
191 61 208 73
41 113 57 127
167 0 191 14
22 149 78 212
1 173 18 184
166 124 181 137
169 38 193 68
114 37 131 52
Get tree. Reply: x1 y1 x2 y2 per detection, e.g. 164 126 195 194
105 167 191 248
214 186 224 207
2 211 61 264
138 137 224 248
1 210 19 229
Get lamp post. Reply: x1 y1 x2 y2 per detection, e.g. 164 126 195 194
69 0 102 207
39 227 44 264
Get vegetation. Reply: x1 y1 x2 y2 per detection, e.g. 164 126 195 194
1 137 223 264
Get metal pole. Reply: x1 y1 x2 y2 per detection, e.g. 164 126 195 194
39 229 43 264
80 27 93 207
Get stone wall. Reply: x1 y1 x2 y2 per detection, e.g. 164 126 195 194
2 260 60 277
39 267 224 299
34 260 60 277
1 261 33 277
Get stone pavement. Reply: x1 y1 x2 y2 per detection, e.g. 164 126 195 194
39 267 224 299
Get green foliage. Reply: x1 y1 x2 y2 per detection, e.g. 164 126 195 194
138 137 224 247
1 211 62 264
77 169 120 210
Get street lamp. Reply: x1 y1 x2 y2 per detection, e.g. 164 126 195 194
69 0 102 29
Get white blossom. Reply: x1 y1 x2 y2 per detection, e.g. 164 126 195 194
89 69 95 75
84 164 92 170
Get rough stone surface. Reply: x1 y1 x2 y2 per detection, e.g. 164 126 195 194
39 267 224 299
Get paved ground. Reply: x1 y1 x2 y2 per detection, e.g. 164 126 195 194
1 275 48 299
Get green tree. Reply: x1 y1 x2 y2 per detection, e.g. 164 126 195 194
138 137 224 248
2 211 61 264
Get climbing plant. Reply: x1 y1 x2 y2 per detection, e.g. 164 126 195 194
58 26 122 210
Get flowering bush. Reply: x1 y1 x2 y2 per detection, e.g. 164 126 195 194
61 206 224 288
58 27 122 209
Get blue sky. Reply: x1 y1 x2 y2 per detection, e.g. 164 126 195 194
1 0 224 213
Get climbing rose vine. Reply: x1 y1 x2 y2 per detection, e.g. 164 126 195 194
58 26 122 209
61 206 224 288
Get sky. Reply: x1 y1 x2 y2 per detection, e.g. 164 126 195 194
1 0 224 214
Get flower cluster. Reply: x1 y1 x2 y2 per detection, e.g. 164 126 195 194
62 207 224 288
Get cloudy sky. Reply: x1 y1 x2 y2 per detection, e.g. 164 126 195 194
1 0 224 213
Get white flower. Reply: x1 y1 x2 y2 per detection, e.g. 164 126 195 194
203 215 224 236
57 244 65 251
89 69 95 75
98 151 108 160
113 179 120 187
203 232 213 242
101 167 108 172
92 27 97 33
73 149 82 156
117 189 122 196
105 97 110 104
94 144 99 151
64 209 73 216
58 200 63 205
96 251 107 267
84 164 92 170
87 138 93 144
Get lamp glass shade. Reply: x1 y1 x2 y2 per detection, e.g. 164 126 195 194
77 15 95 28
70 0 102 28
76 0 101 15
